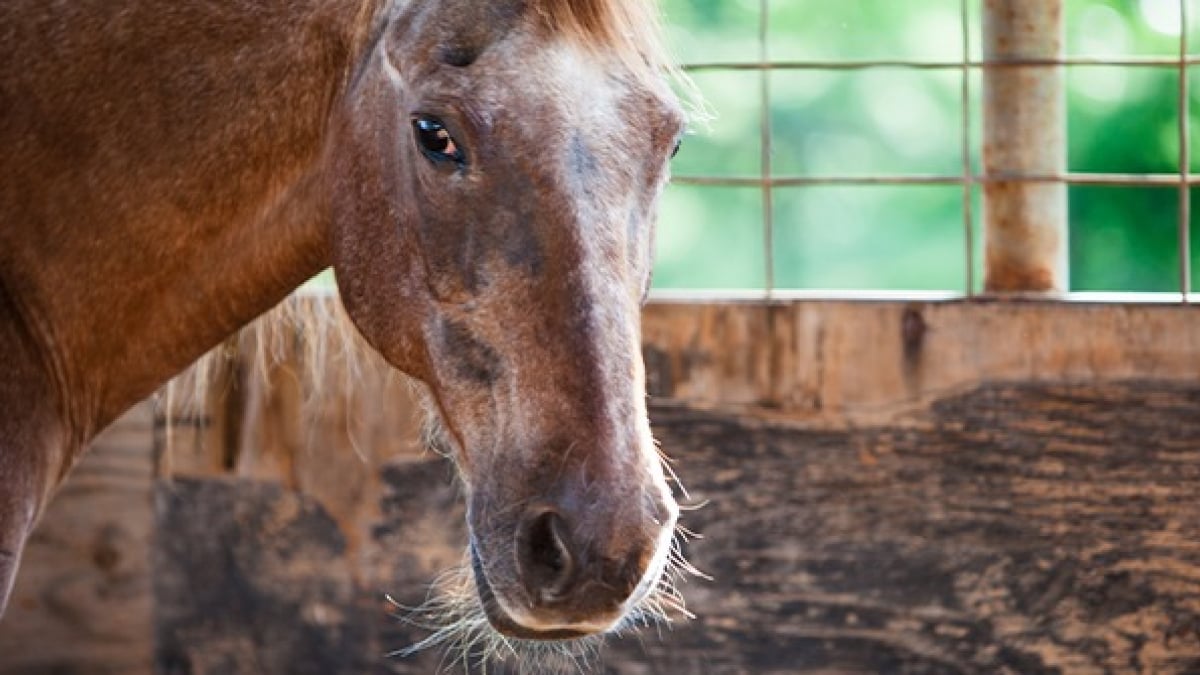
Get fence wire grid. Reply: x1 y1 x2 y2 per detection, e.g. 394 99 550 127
669 0 1194 303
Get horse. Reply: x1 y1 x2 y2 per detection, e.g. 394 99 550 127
0 0 690 667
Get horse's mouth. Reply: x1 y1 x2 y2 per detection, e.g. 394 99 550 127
396 524 690 668
468 541 599 642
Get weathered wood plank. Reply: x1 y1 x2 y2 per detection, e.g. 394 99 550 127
0 403 155 675
154 478 372 675
153 381 1200 674
152 463 467 675
7 300 1200 674
641 300 1200 422
622 383 1200 674
147 300 1200 674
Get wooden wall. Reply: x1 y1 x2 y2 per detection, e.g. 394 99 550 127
1 299 1199 674
0 402 156 674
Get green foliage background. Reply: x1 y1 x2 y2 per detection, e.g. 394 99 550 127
653 0 1200 292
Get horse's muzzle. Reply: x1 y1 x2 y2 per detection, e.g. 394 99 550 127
470 495 676 639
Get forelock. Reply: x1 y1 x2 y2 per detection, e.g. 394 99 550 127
532 0 673 79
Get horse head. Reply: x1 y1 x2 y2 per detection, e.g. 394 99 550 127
327 0 687 652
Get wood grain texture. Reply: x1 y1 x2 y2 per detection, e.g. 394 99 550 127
151 463 467 675
641 300 1200 422
154 478 371 675
5 300 1200 674
0 402 155 675
151 381 1200 674
628 384 1200 674
141 300 1200 674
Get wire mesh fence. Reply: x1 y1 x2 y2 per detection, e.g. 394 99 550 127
664 0 1195 302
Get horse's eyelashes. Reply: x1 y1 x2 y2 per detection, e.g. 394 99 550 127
412 116 467 167
670 138 682 160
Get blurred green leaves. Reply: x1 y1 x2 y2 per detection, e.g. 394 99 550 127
655 0 1200 292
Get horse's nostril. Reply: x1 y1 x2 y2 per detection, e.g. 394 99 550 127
516 508 577 602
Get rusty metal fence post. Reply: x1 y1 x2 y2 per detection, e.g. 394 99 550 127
982 0 1068 294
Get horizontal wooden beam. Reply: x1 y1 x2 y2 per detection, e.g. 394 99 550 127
641 299 1200 424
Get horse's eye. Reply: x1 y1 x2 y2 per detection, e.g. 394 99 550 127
412 116 466 166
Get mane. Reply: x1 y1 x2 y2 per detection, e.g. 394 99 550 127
537 0 665 62
534 0 700 109
160 282 388 467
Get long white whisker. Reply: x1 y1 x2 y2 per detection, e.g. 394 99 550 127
391 477 707 673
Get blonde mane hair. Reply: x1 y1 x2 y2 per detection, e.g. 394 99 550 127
537 0 668 67
160 285 380 450
543 0 707 113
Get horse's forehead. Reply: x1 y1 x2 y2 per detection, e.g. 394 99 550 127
397 0 529 65
492 42 611 103
392 0 680 125
483 41 674 133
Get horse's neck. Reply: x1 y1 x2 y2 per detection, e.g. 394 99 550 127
0 0 386 452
